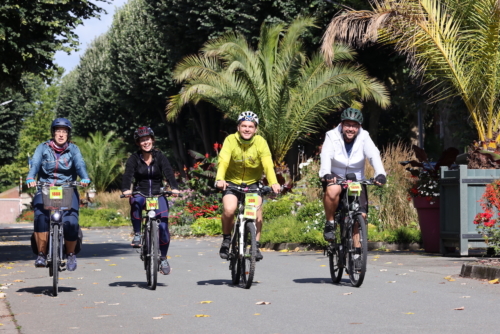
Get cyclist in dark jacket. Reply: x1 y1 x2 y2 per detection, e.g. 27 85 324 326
121 126 179 275
26 118 90 271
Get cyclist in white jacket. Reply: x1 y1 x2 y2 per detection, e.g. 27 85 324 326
319 108 386 241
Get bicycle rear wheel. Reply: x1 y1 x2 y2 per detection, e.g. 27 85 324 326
347 215 368 287
52 225 59 296
230 226 241 285
241 221 256 289
145 222 152 286
148 220 159 290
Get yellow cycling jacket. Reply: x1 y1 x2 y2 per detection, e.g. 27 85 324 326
216 133 278 185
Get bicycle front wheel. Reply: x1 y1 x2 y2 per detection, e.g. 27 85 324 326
347 215 368 287
148 220 159 290
241 221 256 289
230 227 241 285
52 225 59 296
328 238 343 284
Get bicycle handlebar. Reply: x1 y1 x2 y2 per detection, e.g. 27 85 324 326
120 190 182 198
36 181 83 187
224 184 273 196
326 178 377 187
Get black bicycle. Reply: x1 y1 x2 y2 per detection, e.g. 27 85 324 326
121 190 178 290
326 177 375 287
37 181 81 296
225 184 271 289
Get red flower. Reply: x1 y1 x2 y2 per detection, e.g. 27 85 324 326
205 153 209 158
484 220 496 228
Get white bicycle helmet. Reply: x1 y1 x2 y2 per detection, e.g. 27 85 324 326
237 111 259 125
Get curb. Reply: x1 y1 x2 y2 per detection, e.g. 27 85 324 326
460 263 500 280
261 241 423 252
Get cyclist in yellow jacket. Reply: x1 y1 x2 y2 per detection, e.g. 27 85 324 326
215 111 281 260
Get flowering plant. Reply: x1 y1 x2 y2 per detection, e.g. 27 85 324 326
400 145 459 204
473 179 500 255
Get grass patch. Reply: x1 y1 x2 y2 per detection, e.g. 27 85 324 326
79 208 130 228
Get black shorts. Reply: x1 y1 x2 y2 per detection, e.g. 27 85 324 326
223 181 262 201
322 181 369 214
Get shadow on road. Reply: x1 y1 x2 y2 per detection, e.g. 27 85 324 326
196 279 232 286
16 286 77 296
293 277 350 285
108 281 166 289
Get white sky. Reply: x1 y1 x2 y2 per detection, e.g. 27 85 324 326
54 0 129 75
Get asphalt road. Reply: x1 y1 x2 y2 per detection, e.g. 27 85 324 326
0 223 497 334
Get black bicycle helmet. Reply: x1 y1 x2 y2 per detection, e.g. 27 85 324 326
340 108 363 124
50 118 72 136
134 126 155 142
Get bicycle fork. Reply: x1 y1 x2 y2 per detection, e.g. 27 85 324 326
48 210 64 269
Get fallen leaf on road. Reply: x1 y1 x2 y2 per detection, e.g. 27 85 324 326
380 269 387 272
160 314 171 316
78 294 83 296
120 258 125 259
404 312 414 315
167 256 171 259
108 303 119 305
195 314 210 317
94 301 105 304
385 262 392 264
460 296 470 298
256 301 271 305
372 259 378 261
109 264 117 266
175 255 181 257
116 276 122 278
396 273 407 276
409 270 416 272
105 259 110 262
461 283 467 285
254 313 260 315
13 280 23 282
454 307 465 310
93 269 101 272
320 265 326 267
387 281 396 283
152 317 163 320
343 292 352 295
373 255 380 259
279 249 288 252
0 323 3 326
200 301 213 304
397 263 403 265
0 287 8 290
488 279 499 284
0 293 5 298
93 283 98 285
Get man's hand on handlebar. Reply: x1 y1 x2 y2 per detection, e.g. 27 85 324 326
171 189 180 197
271 183 281 194
374 174 387 187
215 180 228 191
323 174 337 184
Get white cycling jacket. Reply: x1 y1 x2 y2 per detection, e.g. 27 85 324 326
319 124 386 181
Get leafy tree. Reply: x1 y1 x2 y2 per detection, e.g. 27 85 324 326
321 0 500 162
0 0 107 91
167 17 390 163
72 131 128 193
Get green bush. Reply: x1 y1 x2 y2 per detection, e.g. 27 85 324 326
79 208 130 228
261 215 327 246
170 224 192 237
262 193 306 220
191 217 222 236
367 224 421 243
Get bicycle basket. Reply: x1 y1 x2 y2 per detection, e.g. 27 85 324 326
41 186 74 210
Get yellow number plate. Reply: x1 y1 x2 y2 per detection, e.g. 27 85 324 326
348 182 362 196
243 206 257 219
49 186 63 199
146 198 159 210
245 193 259 207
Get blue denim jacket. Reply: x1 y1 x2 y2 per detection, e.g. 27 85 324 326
27 141 90 184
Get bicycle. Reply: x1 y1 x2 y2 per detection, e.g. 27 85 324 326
37 181 81 296
225 184 271 289
121 189 178 290
325 176 375 287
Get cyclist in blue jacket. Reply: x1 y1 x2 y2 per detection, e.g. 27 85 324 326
26 118 90 271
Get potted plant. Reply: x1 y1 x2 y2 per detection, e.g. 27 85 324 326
400 146 459 252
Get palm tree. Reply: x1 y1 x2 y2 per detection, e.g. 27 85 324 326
167 16 390 164
322 0 500 156
73 131 127 193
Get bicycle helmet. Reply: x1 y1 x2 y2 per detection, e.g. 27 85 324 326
134 126 155 142
50 118 72 136
340 108 363 124
237 111 259 125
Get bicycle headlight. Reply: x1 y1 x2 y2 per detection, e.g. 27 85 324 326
349 202 359 211
51 212 61 222
148 210 156 219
